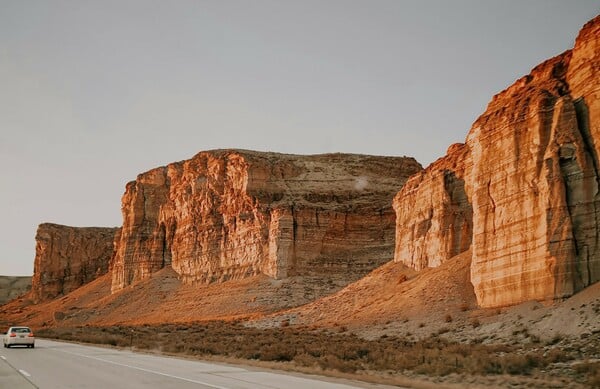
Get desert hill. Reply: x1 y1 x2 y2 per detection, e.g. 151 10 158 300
0 268 363 328
0 276 31 306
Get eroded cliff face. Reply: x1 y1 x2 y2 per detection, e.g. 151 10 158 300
393 143 473 270
111 151 421 293
394 15 600 308
32 223 120 302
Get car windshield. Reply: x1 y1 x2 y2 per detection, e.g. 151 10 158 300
10 328 31 333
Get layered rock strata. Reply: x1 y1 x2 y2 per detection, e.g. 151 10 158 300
111 151 421 293
394 15 600 308
31 223 120 302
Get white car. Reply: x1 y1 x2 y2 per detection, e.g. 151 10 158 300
3 326 35 348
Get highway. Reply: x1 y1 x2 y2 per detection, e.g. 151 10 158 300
0 339 398 389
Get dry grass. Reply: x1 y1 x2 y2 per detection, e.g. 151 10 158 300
36 322 598 387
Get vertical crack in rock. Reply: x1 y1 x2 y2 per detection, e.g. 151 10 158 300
485 180 496 234
558 140 585 293
574 98 600 195
571 97 599 288
443 170 473 258
159 223 172 268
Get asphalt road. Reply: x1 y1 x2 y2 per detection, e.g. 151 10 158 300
0 339 398 389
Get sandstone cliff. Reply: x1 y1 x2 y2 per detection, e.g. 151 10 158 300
394 143 473 271
32 223 120 302
394 15 600 308
111 151 421 293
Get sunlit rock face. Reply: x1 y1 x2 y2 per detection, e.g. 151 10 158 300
111 150 422 293
394 15 600 308
31 223 120 302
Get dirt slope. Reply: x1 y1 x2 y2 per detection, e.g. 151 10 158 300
252 249 599 343
0 267 352 328
251 251 477 336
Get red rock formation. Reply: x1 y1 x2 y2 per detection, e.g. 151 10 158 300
393 143 472 270
111 151 421 293
31 223 120 302
394 15 600 308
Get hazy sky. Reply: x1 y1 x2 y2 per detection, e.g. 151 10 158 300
1 1 598 276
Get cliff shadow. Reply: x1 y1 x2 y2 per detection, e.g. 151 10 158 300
443 169 473 259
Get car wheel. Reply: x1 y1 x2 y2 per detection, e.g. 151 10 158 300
6 344 10 348
31 344 35 349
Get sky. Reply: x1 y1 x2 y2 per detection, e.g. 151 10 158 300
1 1 599 276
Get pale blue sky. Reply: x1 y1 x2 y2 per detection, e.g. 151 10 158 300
1 1 598 276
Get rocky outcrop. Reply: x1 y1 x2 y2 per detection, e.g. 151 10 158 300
394 15 600 308
32 223 120 302
393 143 473 270
0 276 31 305
111 151 421 293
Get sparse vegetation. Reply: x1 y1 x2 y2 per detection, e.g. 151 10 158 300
35 322 599 387
574 361 600 387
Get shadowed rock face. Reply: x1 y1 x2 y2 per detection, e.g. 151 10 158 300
394 15 600 308
111 151 421 293
31 223 120 302
394 143 473 271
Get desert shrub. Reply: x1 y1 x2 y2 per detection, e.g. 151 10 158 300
544 348 571 363
414 358 456 376
445 343 471 357
292 352 314 366
318 355 359 373
500 353 542 375
41 322 587 380
470 318 481 328
574 360 600 385
482 359 503 374
135 339 158 350
444 314 453 323
258 344 296 362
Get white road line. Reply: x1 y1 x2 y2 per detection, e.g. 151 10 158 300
54 347 231 389
19 369 31 377
1 355 6 360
